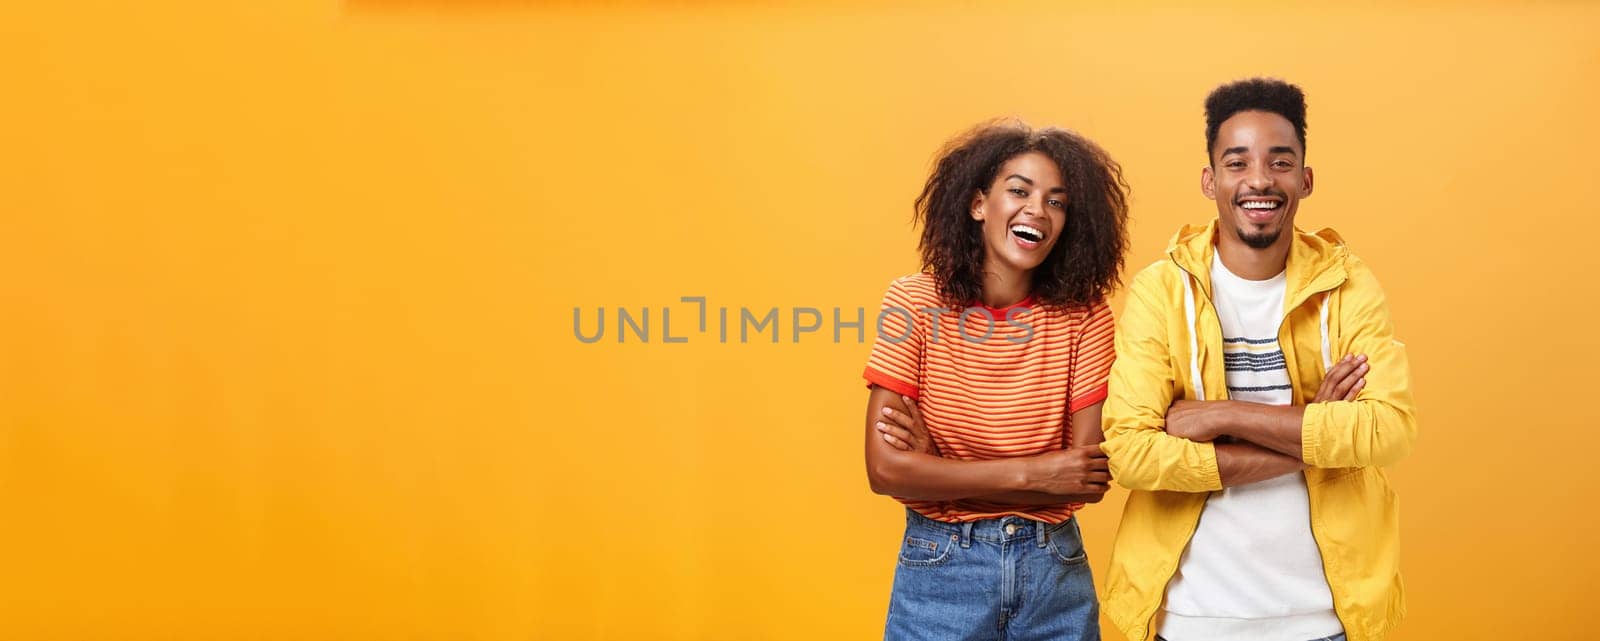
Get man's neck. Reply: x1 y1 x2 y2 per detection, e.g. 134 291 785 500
1215 233 1290 281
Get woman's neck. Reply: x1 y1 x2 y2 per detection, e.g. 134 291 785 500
979 262 1032 309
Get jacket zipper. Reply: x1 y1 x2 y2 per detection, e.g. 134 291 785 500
1279 283 1352 638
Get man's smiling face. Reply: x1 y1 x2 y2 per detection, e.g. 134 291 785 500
1203 110 1313 250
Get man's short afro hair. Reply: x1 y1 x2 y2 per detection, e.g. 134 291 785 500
1205 78 1307 160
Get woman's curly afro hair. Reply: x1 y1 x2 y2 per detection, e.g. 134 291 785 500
914 119 1130 309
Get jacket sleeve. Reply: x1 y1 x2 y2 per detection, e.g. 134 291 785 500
1100 267 1223 492
1300 259 1419 468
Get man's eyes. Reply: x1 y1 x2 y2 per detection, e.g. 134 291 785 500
1225 160 1295 169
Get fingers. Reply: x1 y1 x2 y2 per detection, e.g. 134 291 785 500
877 400 933 454
1342 376 1367 401
901 395 923 423
1329 357 1369 399
1166 400 1201 420
1067 447 1111 471
875 420 914 445
1316 354 1367 402
1083 471 1111 484
879 405 916 430
875 421 915 450
1316 355 1355 399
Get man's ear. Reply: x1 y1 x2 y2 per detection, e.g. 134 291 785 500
970 189 986 221
1301 166 1315 198
1200 165 1217 200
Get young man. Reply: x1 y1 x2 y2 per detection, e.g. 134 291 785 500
1099 79 1419 641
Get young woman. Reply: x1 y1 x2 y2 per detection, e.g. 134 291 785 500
862 120 1129 640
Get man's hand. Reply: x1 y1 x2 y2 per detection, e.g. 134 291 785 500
1313 354 1368 403
1166 353 1371 443
876 395 939 456
1165 399 1228 442
1025 445 1112 501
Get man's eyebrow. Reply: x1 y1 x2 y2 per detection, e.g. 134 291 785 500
1269 146 1299 156
1006 174 1035 185
1221 146 1248 156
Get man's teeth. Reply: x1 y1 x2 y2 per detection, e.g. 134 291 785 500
1010 224 1044 241
1239 201 1280 210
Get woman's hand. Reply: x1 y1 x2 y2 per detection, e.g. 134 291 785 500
1024 445 1112 502
876 395 940 456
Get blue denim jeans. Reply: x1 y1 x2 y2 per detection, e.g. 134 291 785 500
1158 635 1345 641
884 509 1098 641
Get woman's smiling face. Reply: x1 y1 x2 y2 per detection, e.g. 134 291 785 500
971 151 1069 276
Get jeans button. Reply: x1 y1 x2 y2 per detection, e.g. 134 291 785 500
1004 524 1017 535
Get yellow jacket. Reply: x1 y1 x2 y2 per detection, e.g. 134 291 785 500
1100 220 1419 641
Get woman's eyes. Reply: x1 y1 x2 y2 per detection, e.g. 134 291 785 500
1005 188 1064 209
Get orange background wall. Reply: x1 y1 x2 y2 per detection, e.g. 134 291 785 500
2 2 1596 639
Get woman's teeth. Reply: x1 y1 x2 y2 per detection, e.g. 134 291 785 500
1010 224 1044 242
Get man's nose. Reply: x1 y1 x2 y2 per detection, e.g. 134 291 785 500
1245 165 1274 191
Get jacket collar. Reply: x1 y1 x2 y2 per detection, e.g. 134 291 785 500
1165 218 1350 305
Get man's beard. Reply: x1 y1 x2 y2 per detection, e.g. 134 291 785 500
1235 223 1281 249
1230 189 1289 249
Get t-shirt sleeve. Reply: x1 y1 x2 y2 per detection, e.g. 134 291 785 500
862 277 924 399
1068 300 1116 413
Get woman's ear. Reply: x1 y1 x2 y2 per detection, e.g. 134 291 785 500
970 189 986 221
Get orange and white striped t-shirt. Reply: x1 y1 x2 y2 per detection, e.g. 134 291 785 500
863 272 1115 524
